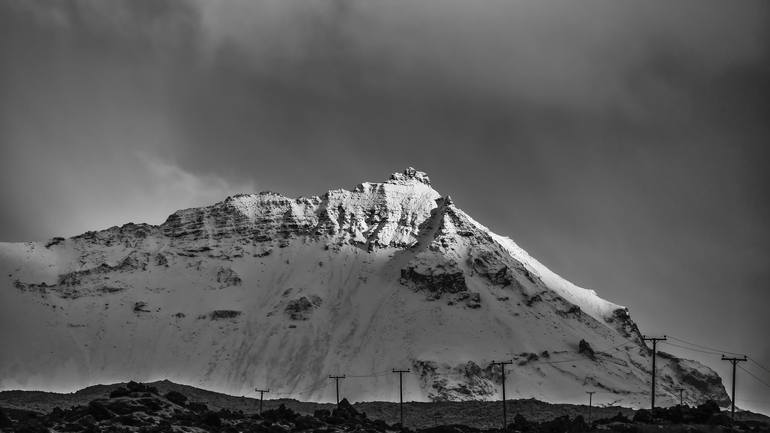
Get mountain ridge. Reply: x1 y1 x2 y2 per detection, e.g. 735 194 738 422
0 168 729 408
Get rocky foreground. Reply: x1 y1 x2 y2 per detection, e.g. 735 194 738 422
0 382 767 433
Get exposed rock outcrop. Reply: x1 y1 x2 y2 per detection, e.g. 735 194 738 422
285 296 322 320
215 266 242 288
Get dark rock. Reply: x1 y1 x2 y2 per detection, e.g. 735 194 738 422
102 399 140 416
578 339 596 359
154 253 168 267
45 237 65 248
633 409 652 423
511 413 532 432
313 409 331 419
261 404 298 422
558 305 582 317
418 426 470 433
331 398 361 420
294 414 324 430
694 400 721 422
400 258 468 297
465 292 481 309
202 410 221 427
285 296 322 320
137 397 163 412
524 294 542 307
606 308 644 342
216 267 242 287
607 412 630 423
707 412 732 426
109 387 131 398
210 310 242 320
187 402 208 413
470 251 514 286
125 381 158 395
516 352 540 365
538 415 586 433
16 421 51 433
77 414 96 429
87 400 114 421
49 407 64 421
0 406 12 427
115 413 146 427
599 422 638 433
324 415 346 425
164 390 188 406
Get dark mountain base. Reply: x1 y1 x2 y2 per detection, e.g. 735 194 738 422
1 381 768 433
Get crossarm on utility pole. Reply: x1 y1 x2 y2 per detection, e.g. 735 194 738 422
328 375 346 405
255 388 269 415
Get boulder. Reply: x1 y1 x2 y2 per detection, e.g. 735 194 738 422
331 398 362 420
164 390 188 406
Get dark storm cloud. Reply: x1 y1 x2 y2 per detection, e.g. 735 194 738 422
1 0 769 413
0 0 256 237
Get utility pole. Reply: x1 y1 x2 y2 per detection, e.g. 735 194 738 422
676 388 684 407
721 355 747 423
586 391 595 425
329 375 346 405
255 388 269 415
491 360 514 431
393 369 410 427
642 335 667 410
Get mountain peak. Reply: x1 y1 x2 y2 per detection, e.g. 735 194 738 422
388 167 432 186
1 168 729 407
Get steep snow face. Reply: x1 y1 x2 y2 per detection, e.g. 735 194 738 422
487 229 623 325
0 168 728 408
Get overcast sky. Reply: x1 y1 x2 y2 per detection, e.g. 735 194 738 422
1 0 769 414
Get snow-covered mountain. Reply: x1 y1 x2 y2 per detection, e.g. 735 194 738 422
0 168 728 407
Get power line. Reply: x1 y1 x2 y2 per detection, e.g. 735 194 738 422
346 368 393 378
737 398 770 404
667 335 743 356
748 358 770 376
663 341 723 356
539 357 588 365
606 341 639 351
739 365 770 389
272 376 330 397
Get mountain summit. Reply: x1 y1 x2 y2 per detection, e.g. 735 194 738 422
0 168 728 407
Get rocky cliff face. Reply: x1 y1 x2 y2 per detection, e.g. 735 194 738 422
0 168 729 408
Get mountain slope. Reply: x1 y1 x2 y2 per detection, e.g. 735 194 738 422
0 168 728 407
